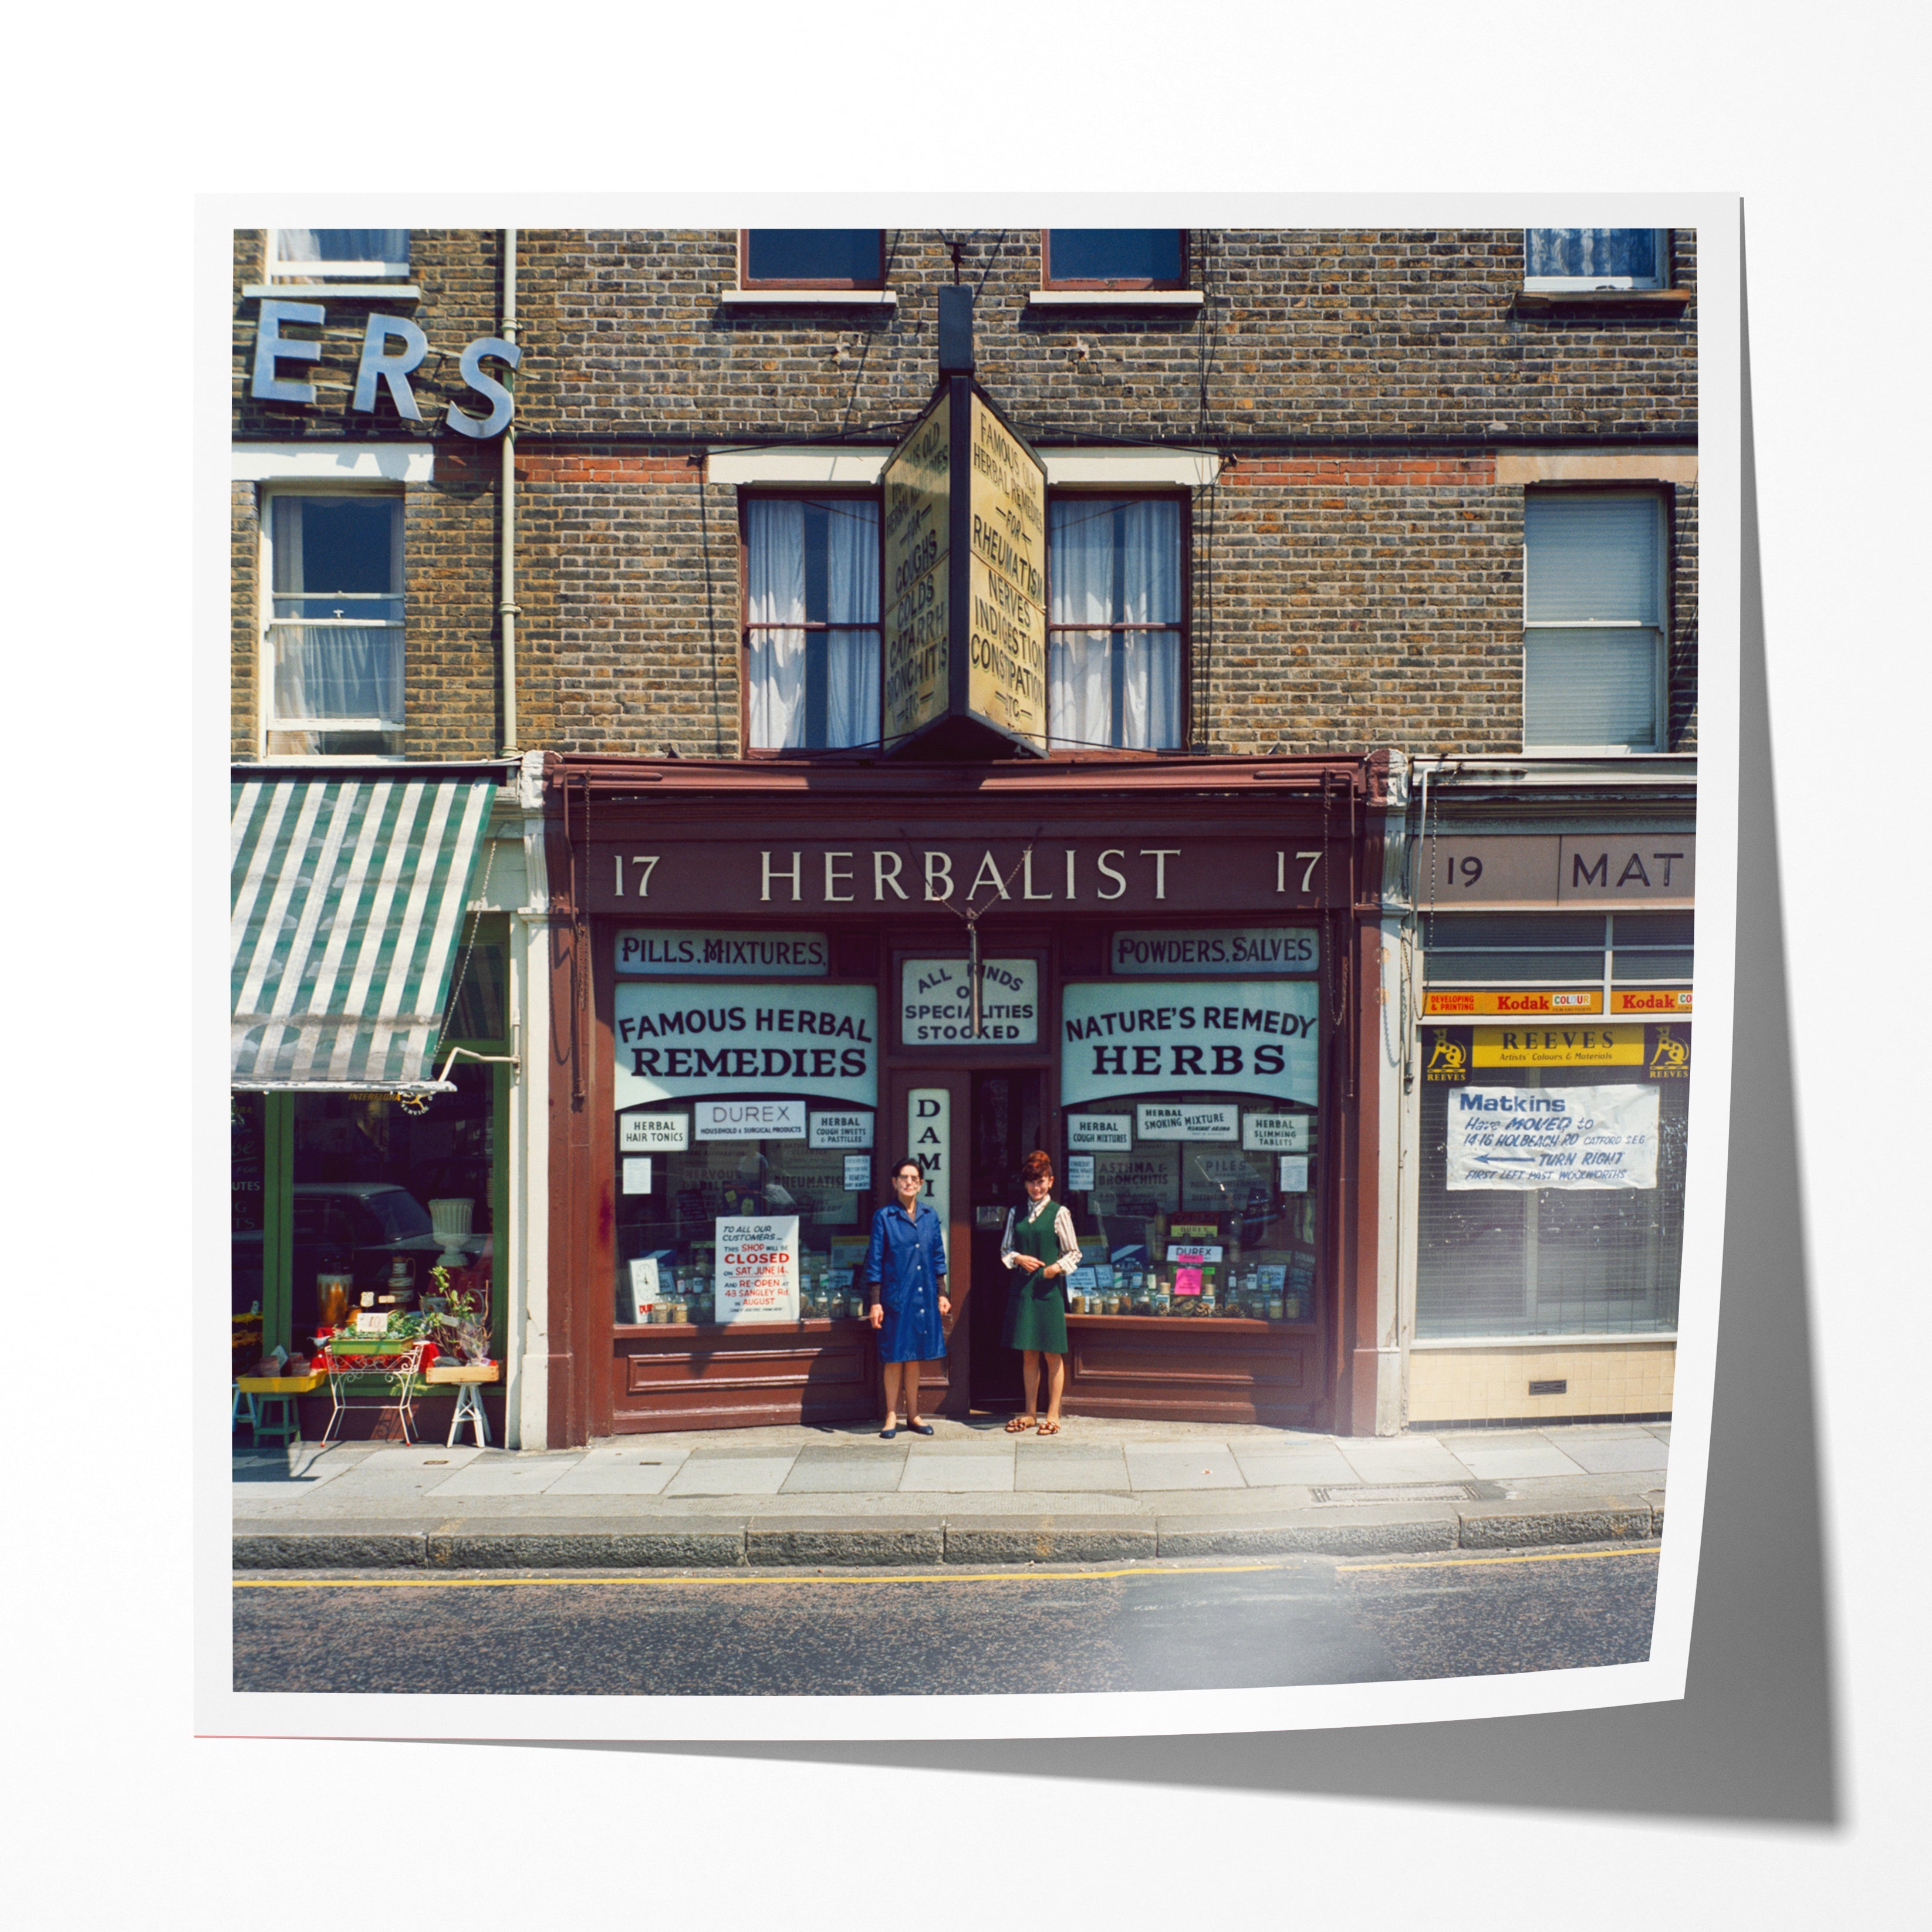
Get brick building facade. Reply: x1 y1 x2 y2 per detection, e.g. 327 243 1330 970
230 226 1699 1443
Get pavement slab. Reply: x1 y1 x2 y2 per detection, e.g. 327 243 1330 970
664 1454 799 1497
781 1453 910 1494
1123 1445 1248 1491
1228 1443 1358 1487
423 1456 585 1498
1333 1437 1474 1484
1013 1449 1133 1493
898 1451 1016 1492
1445 1436 1588 1480
1557 1437 1671 1475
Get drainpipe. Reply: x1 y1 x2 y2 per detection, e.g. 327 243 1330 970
499 228 520 755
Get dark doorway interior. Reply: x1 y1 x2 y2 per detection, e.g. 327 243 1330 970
967 1069 1043 1410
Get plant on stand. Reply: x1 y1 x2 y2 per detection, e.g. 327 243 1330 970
423 1268 496 1383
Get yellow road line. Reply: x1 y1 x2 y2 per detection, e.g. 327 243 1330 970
234 1562 1284 1592
1337 1546 1661 1574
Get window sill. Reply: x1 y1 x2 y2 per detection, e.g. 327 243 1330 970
1409 1333 1677 1351
1027 290 1205 310
245 283 422 302
1512 289 1693 320
718 289 897 308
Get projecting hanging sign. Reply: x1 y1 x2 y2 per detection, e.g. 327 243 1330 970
880 374 1048 756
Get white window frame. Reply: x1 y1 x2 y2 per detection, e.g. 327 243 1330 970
257 483 407 759
1522 228 1668 292
1520 489 1670 758
266 227 413 283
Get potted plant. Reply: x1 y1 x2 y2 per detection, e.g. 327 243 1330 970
422 1269 498 1386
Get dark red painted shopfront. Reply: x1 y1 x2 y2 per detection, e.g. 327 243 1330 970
543 755 1390 1444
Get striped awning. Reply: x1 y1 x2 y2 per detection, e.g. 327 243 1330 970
231 777 499 1091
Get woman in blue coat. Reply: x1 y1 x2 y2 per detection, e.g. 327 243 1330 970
865 1157 950 1438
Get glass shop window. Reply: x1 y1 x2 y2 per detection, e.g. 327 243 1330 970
286 1066 496 1339
1416 1062 1688 1340
264 491 405 758
613 1114 876 1326
744 496 882 751
1058 1096 1320 1322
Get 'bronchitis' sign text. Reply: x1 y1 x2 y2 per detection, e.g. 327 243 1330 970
1059 981 1319 1107
614 983 879 1110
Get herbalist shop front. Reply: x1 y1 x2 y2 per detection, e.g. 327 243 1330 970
543 754 1386 1445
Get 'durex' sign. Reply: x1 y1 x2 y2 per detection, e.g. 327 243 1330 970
251 300 521 439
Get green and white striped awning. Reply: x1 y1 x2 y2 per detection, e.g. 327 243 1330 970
231 777 499 1092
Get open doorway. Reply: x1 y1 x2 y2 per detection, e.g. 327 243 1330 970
967 1068 1044 1411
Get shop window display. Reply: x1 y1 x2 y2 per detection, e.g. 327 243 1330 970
612 1114 874 1324
1060 1096 1320 1321
282 1062 496 1335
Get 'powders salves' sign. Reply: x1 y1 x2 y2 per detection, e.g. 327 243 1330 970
1060 981 1319 1107
614 982 878 1109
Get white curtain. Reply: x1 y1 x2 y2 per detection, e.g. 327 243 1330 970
270 497 404 724
276 228 409 266
1048 498 1181 748
824 499 880 747
748 498 879 749
747 499 806 748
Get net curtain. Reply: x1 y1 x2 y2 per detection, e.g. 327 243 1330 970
270 496 405 724
746 498 880 749
1048 497 1182 749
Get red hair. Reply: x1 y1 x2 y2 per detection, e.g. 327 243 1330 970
1019 1149 1055 1184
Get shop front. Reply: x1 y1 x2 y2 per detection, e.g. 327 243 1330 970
1396 760 1697 1425
542 755 1384 1443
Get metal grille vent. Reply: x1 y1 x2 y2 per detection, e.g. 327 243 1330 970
1311 1481 1479 1506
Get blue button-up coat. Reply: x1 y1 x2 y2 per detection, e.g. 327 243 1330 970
865 1201 948 1364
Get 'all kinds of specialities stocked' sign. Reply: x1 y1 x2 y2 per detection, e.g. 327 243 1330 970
899 957 1039 1043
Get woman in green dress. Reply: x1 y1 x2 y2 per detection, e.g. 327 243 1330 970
999 1150 1083 1436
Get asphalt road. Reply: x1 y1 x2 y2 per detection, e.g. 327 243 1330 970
232 1543 1659 1695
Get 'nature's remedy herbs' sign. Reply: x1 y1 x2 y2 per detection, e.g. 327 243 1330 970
614 983 878 1109
1060 981 1319 1107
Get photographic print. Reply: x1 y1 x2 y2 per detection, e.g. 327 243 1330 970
212 201 1737 1740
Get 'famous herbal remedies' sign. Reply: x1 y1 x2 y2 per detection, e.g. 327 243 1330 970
1445 1084 1660 1191
614 983 878 1109
1060 981 1318 1107
714 1217 800 1323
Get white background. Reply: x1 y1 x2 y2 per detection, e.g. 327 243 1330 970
13 9 1919 1926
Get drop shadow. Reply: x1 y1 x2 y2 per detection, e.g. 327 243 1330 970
454 213 1839 1825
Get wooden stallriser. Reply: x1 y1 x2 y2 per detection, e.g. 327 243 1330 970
612 1322 882 1434
1063 1318 1320 1429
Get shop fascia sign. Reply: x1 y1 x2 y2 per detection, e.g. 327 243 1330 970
592 838 1340 913
881 293 1049 758
249 298 519 439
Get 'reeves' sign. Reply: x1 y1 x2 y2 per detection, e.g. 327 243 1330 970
250 299 520 439
592 839 1342 913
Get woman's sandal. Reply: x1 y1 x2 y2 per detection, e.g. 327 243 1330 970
1004 1414 1037 1433
1036 1418 1061 1436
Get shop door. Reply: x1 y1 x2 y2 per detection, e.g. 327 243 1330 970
967 1069 1044 1411
884 1069 973 1419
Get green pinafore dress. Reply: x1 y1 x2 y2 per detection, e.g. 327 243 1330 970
1003 1197 1070 1356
